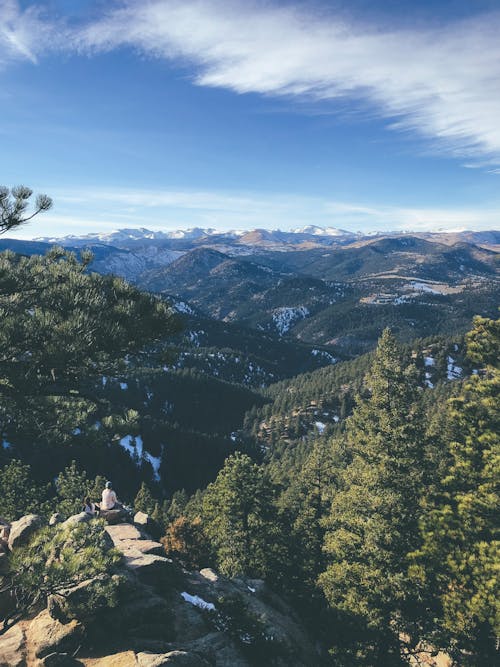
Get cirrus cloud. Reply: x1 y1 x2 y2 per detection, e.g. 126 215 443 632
2 0 500 169
76 0 500 167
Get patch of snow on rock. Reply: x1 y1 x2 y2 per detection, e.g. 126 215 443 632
315 421 326 434
447 356 463 380
424 357 435 367
175 301 194 314
181 592 215 611
119 382 128 390
311 349 337 363
410 282 443 295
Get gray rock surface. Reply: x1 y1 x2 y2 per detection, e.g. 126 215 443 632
49 513 64 526
26 608 84 659
47 574 112 623
60 512 92 529
0 623 26 667
15 520 319 666
8 514 45 550
118 538 164 557
100 508 128 524
133 511 151 527
106 523 143 543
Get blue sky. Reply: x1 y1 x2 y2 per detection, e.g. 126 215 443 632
1 0 500 238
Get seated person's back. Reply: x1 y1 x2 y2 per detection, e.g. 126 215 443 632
101 485 118 510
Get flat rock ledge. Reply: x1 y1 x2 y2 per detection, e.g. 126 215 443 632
105 524 172 585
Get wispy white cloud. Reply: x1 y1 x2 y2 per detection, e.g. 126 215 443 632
0 0 56 65
75 0 500 166
9 185 499 239
2 1 500 168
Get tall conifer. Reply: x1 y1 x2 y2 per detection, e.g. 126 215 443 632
412 316 499 663
319 329 426 664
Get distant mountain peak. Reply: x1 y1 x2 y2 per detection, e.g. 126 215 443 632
34 225 356 247
291 225 352 236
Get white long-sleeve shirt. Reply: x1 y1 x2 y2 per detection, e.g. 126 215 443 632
101 488 117 510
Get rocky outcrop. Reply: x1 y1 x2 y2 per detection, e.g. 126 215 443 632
133 512 151 528
100 509 129 525
8 514 45 550
105 525 173 586
49 514 64 527
60 513 92 529
26 609 84 659
0 623 26 667
1 515 320 666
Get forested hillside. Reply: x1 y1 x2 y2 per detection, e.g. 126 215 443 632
0 189 498 665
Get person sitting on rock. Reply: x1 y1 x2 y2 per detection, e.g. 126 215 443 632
101 481 123 511
82 496 99 516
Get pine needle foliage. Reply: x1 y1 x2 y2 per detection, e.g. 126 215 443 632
411 316 500 663
319 329 427 664
1 520 121 635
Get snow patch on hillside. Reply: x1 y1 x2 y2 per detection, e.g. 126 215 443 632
118 435 161 480
447 356 463 380
311 349 337 363
174 301 194 314
410 282 443 295
272 306 309 335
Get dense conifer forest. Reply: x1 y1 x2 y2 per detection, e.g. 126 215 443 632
0 188 498 665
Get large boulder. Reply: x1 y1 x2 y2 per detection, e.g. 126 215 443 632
49 513 64 527
60 512 92 529
124 550 174 586
118 539 164 557
106 524 143 543
47 574 114 623
8 514 45 550
180 569 318 666
0 623 26 667
79 652 137 666
133 512 151 527
100 509 128 525
134 513 161 540
26 608 84 659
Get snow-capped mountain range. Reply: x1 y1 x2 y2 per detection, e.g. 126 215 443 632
34 225 355 248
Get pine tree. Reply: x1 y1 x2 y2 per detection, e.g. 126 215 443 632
411 316 500 663
2 521 120 635
56 460 90 517
0 185 52 235
278 437 338 597
0 245 180 487
0 459 50 521
202 452 276 578
319 329 426 664
55 462 106 517
134 481 156 515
